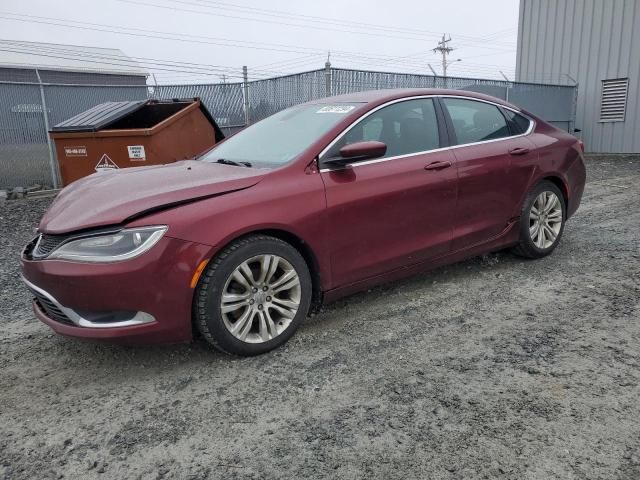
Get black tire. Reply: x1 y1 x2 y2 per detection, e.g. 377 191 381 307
512 180 566 259
193 235 312 356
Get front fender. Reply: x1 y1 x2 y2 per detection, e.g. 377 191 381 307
126 171 332 291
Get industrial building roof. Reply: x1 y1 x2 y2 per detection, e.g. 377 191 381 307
0 39 148 77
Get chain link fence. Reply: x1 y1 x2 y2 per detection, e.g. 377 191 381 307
0 82 147 189
0 82 50 189
0 68 577 189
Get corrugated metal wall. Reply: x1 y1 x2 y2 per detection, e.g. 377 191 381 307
516 0 640 153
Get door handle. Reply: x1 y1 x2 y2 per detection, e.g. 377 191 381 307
509 147 530 156
424 160 452 171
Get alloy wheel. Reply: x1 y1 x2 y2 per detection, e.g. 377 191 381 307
220 254 301 344
529 191 563 249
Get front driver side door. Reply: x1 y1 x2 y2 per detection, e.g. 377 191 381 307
319 97 458 288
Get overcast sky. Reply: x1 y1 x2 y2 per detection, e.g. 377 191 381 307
0 0 519 84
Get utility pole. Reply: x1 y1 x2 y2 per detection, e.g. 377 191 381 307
432 34 454 77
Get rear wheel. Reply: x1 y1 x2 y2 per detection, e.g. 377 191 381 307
512 181 566 259
194 235 312 356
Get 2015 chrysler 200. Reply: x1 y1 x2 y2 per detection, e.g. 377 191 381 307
21 89 586 356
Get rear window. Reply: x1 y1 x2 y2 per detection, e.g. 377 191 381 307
442 98 511 145
503 110 532 134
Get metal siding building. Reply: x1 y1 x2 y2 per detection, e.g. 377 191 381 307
0 39 148 84
516 0 640 153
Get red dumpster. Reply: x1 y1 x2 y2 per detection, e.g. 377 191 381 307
49 98 224 185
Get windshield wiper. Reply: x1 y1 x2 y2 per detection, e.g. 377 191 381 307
216 158 252 168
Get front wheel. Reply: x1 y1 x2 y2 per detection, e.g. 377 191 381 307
194 235 312 356
512 181 566 259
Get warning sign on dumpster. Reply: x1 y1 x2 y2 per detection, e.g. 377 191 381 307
127 145 146 161
64 146 87 157
95 154 119 171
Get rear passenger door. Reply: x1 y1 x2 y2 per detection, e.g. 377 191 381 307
440 97 537 251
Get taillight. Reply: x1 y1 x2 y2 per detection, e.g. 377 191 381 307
578 140 585 152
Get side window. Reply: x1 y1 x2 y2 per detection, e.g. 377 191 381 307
324 98 440 160
443 98 511 145
361 117 383 141
503 109 532 134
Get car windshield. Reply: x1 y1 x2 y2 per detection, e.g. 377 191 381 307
200 103 362 167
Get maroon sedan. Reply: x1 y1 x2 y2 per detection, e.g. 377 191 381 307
21 89 586 356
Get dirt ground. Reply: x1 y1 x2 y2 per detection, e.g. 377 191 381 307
1 156 639 480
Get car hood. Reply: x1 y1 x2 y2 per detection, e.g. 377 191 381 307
40 161 267 234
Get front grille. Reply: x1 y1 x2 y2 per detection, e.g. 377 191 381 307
28 287 75 326
34 233 72 258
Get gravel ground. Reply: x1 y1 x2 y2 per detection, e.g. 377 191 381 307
1 156 639 480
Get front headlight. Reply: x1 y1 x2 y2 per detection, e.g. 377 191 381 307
48 226 168 263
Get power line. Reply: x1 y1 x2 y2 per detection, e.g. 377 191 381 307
0 39 514 84
0 43 327 83
0 12 502 66
0 42 324 79
0 52 238 79
0 12 329 56
0 40 240 74
0 11 516 81
115 0 516 52
0 11 516 74
255 53 323 69
0 43 269 79
3 40 444 81
330 50 514 74
3 40 502 85
157 0 518 47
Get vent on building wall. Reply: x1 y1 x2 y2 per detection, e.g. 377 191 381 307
600 78 629 122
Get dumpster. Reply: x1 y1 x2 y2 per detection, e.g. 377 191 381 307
49 98 224 185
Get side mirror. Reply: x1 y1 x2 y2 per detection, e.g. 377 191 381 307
323 141 387 169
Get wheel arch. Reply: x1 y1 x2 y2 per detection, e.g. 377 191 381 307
203 228 324 312
255 229 323 311
541 175 570 210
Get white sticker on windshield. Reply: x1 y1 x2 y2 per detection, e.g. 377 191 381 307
316 105 355 114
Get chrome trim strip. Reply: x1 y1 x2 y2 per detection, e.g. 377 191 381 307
22 275 155 328
318 94 535 172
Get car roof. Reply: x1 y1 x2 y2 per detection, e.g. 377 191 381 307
309 88 522 111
